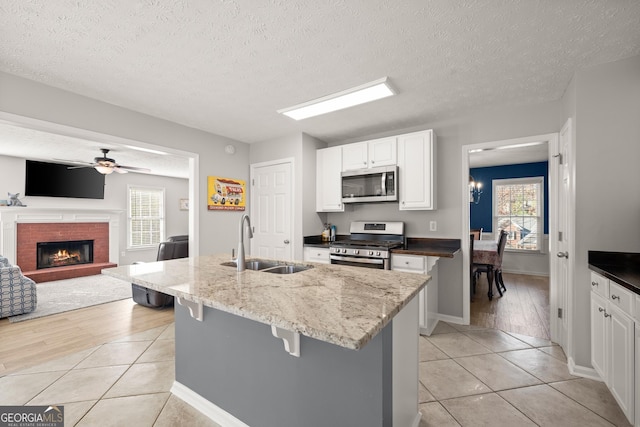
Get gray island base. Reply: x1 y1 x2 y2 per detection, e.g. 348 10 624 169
103 254 429 427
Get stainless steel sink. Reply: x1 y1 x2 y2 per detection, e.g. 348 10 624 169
261 264 313 274
220 259 313 274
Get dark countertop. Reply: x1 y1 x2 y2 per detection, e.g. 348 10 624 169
392 238 460 258
588 251 640 296
304 235 461 258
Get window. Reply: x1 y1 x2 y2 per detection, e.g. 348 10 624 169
493 177 544 252
128 186 165 248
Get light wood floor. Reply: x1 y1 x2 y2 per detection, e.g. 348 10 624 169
471 272 550 340
0 299 174 376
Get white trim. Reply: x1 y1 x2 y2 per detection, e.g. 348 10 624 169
170 381 250 427
126 185 166 249
500 268 549 277
568 357 601 381
492 176 544 252
462 132 558 328
436 313 466 325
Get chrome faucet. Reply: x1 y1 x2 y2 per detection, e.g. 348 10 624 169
236 214 253 272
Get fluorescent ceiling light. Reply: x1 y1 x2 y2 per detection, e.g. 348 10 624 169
277 77 396 120
123 144 168 155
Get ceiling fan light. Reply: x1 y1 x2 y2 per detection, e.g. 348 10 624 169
95 166 114 175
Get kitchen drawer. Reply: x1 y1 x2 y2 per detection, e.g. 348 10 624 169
391 254 426 273
303 247 330 264
590 272 609 298
609 281 634 318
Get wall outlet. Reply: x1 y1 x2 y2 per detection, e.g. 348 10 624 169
429 221 437 231
121 251 126 257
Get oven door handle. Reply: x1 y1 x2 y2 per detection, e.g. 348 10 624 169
330 255 385 265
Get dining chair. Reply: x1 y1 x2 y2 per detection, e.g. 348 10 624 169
470 234 478 297
493 230 509 295
473 230 508 299
470 228 483 241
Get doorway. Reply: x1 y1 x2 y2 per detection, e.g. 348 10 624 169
249 158 294 260
461 132 569 348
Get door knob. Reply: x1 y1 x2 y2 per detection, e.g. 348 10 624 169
284 240 290 244
557 251 569 258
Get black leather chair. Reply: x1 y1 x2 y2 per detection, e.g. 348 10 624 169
132 235 189 308
156 235 189 260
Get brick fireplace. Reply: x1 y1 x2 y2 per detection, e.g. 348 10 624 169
0 208 121 283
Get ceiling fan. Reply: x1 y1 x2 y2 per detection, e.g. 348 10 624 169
61 148 151 175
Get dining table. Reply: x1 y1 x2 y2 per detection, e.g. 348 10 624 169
473 240 501 300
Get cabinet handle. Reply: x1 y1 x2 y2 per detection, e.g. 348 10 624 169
604 311 611 318
591 281 598 287
363 161 367 165
611 294 619 300
371 160 375 164
405 261 410 265
598 307 604 312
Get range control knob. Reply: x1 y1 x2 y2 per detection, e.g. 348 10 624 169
354 249 359 255
342 248 347 254
368 251 374 256
376 251 381 256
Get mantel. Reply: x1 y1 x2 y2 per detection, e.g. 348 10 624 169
0 208 122 265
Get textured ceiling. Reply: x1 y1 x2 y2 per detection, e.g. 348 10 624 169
1 0 640 174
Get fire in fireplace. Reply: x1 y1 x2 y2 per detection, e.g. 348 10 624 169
36 240 94 269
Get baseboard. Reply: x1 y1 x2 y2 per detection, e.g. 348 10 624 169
435 313 465 325
411 411 422 427
170 381 250 427
567 357 602 381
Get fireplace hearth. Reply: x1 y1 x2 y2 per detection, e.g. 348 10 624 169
37 240 94 270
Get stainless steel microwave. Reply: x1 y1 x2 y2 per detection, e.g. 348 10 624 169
341 165 398 203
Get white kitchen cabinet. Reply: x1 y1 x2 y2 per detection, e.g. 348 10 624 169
590 272 636 424
303 247 330 264
608 303 635 420
636 322 640 427
341 137 396 171
391 253 439 335
316 146 344 212
397 130 436 210
591 291 608 380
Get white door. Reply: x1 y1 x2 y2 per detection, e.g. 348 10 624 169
250 160 293 260
553 118 572 347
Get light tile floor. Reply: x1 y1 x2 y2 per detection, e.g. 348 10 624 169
419 322 632 427
0 321 632 426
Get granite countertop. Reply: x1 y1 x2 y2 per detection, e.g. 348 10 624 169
391 238 461 258
102 253 430 350
588 251 640 295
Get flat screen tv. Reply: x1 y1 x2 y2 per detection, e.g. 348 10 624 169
25 160 106 199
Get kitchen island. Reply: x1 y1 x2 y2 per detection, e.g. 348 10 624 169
103 253 431 427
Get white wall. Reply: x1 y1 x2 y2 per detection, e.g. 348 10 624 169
570 55 640 367
0 154 188 265
0 71 250 257
249 132 327 261
327 101 564 317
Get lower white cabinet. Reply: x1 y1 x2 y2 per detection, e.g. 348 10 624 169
636 323 640 427
590 292 608 380
303 247 330 264
590 272 636 424
391 253 439 335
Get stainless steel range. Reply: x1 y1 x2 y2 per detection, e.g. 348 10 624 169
329 221 405 269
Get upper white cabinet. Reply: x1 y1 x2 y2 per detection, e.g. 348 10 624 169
397 130 436 210
342 137 396 171
316 146 344 212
